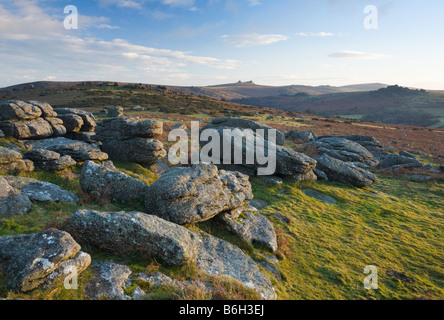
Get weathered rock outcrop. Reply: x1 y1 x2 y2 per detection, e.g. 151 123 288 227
315 154 377 188
21 181 79 203
26 137 108 161
107 106 124 117
285 129 316 142
318 135 387 159
24 149 76 171
309 137 374 164
84 260 132 300
147 159 170 176
144 163 253 225
0 100 43 120
65 210 201 266
0 176 33 218
199 127 317 179
3 175 79 204
95 117 166 164
0 100 66 139
376 154 423 170
196 233 276 300
80 160 150 204
0 229 91 292
0 146 34 172
54 108 96 132
221 205 278 253
202 117 285 146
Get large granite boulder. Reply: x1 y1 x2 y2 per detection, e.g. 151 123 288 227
57 114 84 132
44 117 67 137
24 149 76 171
196 233 276 300
54 108 96 132
202 117 285 146
0 146 34 172
0 118 54 140
376 154 423 170
95 117 166 164
0 176 33 218
309 137 374 163
102 138 166 164
0 229 91 292
318 135 387 159
221 205 278 253
25 137 108 161
147 159 171 176
27 101 58 118
96 117 163 140
0 100 42 120
65 210 201 266
285 129 316 142
21 181 79 203
84 260 132 300
315 154 377 188
0 100 66 139
144 163 253 225
199 127 316 179
80 160 149 204
3 176 79 204
107 106 124 118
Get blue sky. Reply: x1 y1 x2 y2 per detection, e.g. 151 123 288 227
1 0 444 89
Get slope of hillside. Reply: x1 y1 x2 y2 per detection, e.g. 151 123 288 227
1 81 443 127
170 81 388 100
0 98 443 301
231 85 444 127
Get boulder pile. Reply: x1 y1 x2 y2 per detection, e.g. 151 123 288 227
0 146 34 172
95 117 166 164
53 107 97 143
199 126 317 181
0 100 66 139
317 135 387 159
26 137 108 162
24 149 76 171
203 117 286 146
315 154 377 188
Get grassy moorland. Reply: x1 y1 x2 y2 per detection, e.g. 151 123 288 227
0 89 443 300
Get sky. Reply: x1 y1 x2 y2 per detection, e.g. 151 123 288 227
1 0 444 89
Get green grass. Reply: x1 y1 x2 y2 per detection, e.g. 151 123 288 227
1 134 443 300
1 169 442 300
250 175 444 300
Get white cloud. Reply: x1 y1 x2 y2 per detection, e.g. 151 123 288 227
296 32 336 37
97 0 142 9
221 33 289 48
247 0 261 7
329 51 391 60
118 0 142 9
96 24 121 29
161 0 195 7
0 1 240 87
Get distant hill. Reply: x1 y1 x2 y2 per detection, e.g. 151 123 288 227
230 85 444 127
1 81 443 127
169 81 389 100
